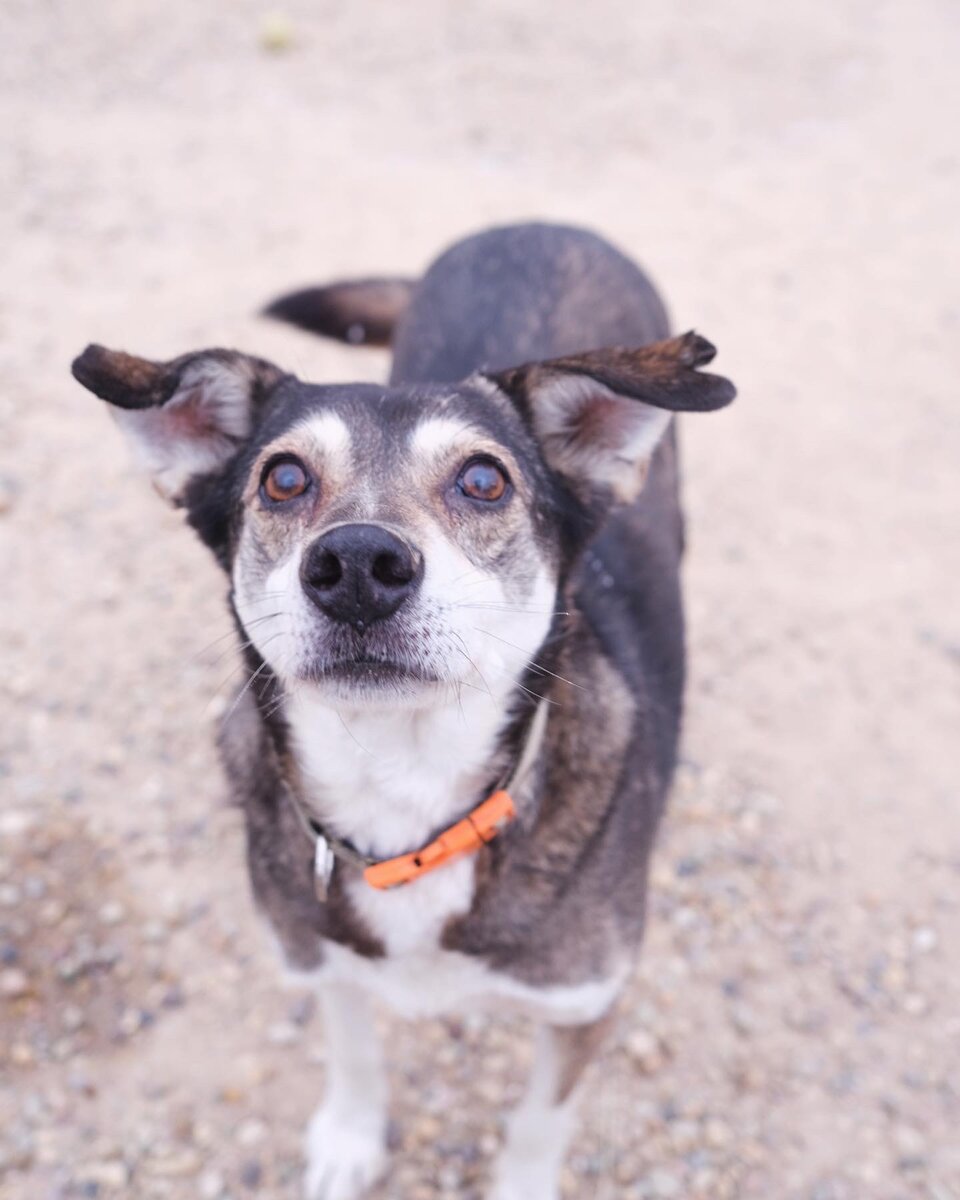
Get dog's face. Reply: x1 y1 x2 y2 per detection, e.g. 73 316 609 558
228 377 568 707
72 336 733 710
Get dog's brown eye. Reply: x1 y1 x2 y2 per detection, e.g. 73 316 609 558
262 459 309 503
457 458 509 502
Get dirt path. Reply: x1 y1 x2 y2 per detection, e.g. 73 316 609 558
2 2 958 1197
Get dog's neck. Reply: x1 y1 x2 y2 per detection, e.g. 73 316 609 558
283 684 527 860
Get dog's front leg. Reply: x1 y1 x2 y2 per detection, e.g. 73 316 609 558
304 982 388 1200
489 1010 616 1200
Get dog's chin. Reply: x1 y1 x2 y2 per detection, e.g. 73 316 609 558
296 657 448 709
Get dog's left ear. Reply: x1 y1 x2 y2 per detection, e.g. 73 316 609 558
488 332 735 502
71 345 287 503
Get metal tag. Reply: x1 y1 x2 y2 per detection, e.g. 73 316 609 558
313 835 336 903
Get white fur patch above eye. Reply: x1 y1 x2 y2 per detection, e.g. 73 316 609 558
409 416 482 463
294 411 353 468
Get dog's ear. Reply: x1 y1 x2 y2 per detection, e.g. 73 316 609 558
71 345 287 503
488 332 735 503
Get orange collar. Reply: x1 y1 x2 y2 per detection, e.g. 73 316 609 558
304 788 516 900
293 701 548 900
365 789 516 890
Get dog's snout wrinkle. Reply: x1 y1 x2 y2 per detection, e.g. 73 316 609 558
301 523 423 629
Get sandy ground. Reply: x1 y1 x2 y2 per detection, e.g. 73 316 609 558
2 1 959 1197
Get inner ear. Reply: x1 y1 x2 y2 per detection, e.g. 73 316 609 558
486 332 735 502
521 373 674 501
71 345 288 503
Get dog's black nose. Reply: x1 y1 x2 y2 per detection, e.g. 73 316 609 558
301 524 423 629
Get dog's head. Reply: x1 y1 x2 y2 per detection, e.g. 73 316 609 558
72 335 733 710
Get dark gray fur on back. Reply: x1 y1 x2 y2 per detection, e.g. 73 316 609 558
390 224 670 383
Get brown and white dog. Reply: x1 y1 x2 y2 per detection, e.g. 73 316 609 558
71 223 735 1200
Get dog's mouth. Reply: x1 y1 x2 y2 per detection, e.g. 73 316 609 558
235 598 456 700
309 656 440 685
285 615 453 694
295 638 445 695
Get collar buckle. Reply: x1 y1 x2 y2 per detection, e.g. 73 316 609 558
313 835 336 903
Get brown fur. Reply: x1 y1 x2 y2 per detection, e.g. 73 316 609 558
72 344 286 412
494 332 733 416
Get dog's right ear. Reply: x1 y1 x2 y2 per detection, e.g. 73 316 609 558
71 345 287 504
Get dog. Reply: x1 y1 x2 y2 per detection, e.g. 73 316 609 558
71 223 735 1200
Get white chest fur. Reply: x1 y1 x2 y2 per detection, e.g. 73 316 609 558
286 686 510 852
283 688 622 1025
286 686 508 953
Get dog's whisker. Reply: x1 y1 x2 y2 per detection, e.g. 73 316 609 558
258 653 300 722
208 639 257 669
451 637 496 701
220 658 274 726
208 632 285 706
191 613 278 661
205 622 292 674
465 652 563 708
452 676 498 697
450 576 498 593
449 566 490 588
471 627 586 691
202 617 288 668
451 680 467 723
455 604 570 616
510 676 561 707
335 710 373 756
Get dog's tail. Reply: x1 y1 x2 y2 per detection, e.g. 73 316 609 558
262 278 416 348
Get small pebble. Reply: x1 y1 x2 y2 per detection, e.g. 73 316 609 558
893 1124 927 1157
10 1042 34 1066
647 1167 682 1197
259 13 295 52
0 809 33 836
76 1159 130 1190
729 1002 757 1036
118 1008 145 1037
0 967 29 998
199 1170 227 1198
235 1118 267 1148
98 901 127 926
911 926 938 955
624 1028 667 1074
266 1020 300 1046
144 1148 202 1177
0 475 17 514
703 1117 731 1147
239 1158 263 1188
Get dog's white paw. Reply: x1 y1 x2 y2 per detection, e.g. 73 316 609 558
303 1105 387 1200
488 1153 560 1200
